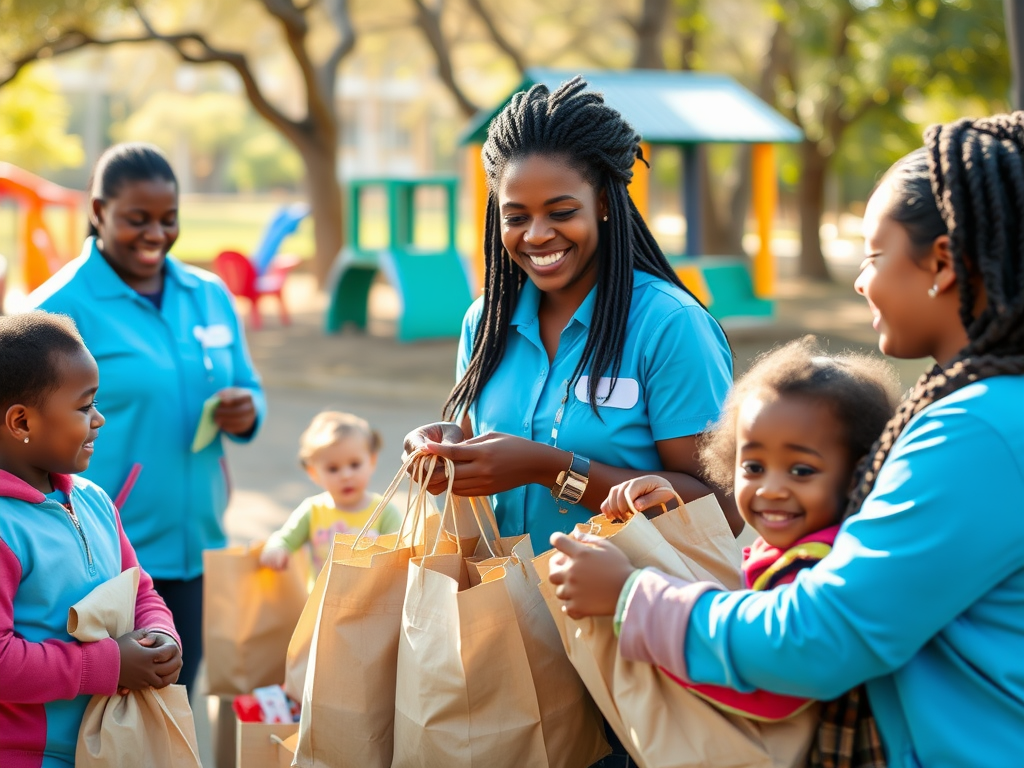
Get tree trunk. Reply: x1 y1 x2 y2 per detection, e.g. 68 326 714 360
797 139 831 280
296 138 343 286
633 0 670 69
701 145 750 255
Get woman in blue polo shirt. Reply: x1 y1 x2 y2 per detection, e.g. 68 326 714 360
408 76 737 548
29 143 266 692
551 114 1024 767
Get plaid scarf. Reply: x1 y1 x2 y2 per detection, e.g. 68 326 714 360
808 685 887 768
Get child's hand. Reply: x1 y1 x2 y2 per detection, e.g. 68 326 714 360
115 630 183 693
260 546 290 571
601 475 677 521
548 532 636 619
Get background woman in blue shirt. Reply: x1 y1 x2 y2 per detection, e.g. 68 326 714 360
552 114 1024 767
30 143 266 693
408 76 736 547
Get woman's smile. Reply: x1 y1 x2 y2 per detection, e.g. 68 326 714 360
523 247 571 271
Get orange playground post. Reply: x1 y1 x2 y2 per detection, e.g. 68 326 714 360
0 163 81 292
751 143 777 298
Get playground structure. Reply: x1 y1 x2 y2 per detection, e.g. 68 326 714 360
461 69 803 324
248 202 310 275
215 202 308 328
0 163 81 294
325 176 473 342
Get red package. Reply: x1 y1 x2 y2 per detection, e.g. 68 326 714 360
232 694 263 723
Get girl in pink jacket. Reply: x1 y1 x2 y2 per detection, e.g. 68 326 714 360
0 312 181 767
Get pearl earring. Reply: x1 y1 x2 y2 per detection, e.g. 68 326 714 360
23 437 29 444
928 285 938 298
602 215 609 222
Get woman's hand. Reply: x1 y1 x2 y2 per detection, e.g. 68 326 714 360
421 432 562 497
601 474 678 521
403 422 466 494
548 532 635 619
214 387 257 436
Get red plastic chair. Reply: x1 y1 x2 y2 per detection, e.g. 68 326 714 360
214 250 300 329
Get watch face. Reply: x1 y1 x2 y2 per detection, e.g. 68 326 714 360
561 475 587 504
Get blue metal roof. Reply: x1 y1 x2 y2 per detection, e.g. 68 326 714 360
461 68 803 145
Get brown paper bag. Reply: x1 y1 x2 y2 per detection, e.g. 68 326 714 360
236 721 299 768
69 567 203 768
534 495 816 768
652 493 744 590
392 491 609 768
294 453 445 768
203 542 311 696
283 557 329 703
283 491 446 704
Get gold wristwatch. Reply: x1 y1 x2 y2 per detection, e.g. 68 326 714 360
551 452 591 505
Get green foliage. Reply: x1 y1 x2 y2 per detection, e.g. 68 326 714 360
0 66 84 172
771 0 1009 147
0 0 117 44
818 0 1011 203
111 89 302 192
228 129 304 192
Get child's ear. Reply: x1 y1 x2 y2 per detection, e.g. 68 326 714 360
368 452 379 472
4 404 30 442
304 463 320 486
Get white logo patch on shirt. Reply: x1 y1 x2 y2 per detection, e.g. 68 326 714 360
574 376 640 409
193 324 233 348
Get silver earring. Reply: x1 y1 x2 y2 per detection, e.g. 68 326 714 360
23 437 29 444
602 215 609 222
928 285 938 298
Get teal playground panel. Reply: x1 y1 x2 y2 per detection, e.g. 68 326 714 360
669 256 774 324
326 177 473 342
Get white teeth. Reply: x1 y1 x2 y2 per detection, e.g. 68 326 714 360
760 512 793 522
528 250 566 267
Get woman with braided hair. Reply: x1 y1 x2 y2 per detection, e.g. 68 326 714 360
405 76 737 545
550 112 1024 767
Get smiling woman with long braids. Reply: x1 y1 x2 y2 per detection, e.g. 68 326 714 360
405 77 737 550
549 114 1024 767
28 143 265 694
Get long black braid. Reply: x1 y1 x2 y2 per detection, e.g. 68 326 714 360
443 76 716 419
845 113 1024 517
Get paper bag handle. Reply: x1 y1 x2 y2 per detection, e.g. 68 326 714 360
352 449 435 551
625 488 685 520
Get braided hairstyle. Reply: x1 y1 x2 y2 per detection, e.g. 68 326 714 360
444 76 715 418
845 113 1024 516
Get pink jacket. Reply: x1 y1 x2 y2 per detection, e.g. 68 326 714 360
0 471 179 767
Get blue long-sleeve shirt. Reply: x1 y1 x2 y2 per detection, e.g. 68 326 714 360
28 239 266 580
620 376 1024 767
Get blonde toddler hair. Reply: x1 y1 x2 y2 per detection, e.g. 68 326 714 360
298 411 382 465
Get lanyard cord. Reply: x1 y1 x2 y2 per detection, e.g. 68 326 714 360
550 380 571 447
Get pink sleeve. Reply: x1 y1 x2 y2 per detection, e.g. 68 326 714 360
0 538 119 702
617 567 721 682
115 512 181 648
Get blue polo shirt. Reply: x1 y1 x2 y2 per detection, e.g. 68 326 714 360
28 239 266 580
457 270 733 543
682 376 1024 767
